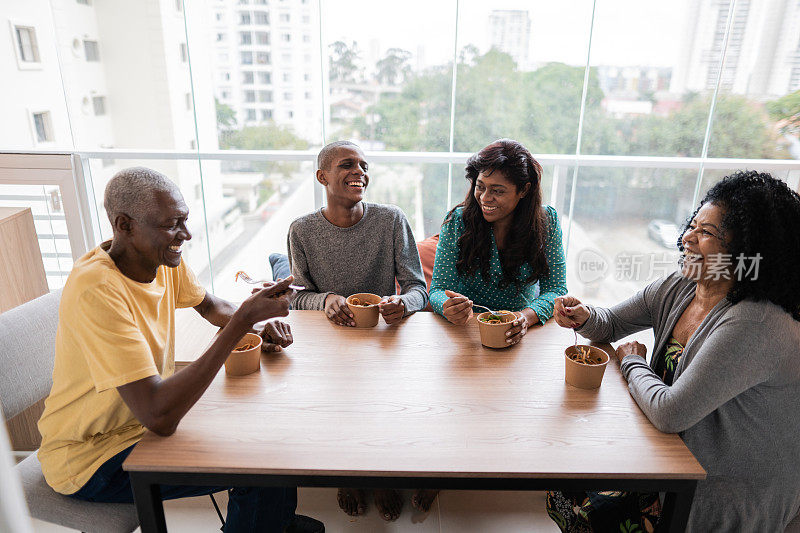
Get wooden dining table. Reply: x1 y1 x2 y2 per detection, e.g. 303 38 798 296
124 310 705 532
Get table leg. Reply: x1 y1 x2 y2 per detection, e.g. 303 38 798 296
659 481 697 533
130 473 167 533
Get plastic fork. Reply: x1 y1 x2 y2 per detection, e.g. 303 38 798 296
234 270 305 291
472 304 506 317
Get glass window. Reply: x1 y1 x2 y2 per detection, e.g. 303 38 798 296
280 13 290 22
705 0 798 160
255 31 269 45
283 91 292 100
254 11 269 24
258 90 272 102
240 12 251 24
179 43 188 62
84 40 100 62
185 93 192 111
282 34 291 43
15 26 40 63
321 0 456 148
175 0 183 11
256 52 270 65
32 112 53 143
242 71 254 84
216 33 225 42
303 34 311 43
260 109 272 120
244 90 256 102
92 96 107 116
76 0 91 4
241 51 253 64
282 72 290 82
258 71 271 84
240 32 252 45
246 108 257 120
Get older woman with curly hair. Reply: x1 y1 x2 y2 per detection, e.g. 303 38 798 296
549 171 800 532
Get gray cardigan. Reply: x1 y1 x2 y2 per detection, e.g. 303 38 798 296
578 272 800 532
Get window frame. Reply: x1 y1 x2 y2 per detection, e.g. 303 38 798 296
10 22 42 69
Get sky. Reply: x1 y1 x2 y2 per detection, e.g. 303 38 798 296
322 0 689 71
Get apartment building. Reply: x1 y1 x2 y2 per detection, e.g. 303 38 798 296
671 0 800 98
210 0 322 142
488 9 531 71
1 0 234 283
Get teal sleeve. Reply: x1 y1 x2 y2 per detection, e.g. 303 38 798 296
527 206 567 322
429 215 461 316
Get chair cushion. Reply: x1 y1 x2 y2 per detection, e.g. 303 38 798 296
0 290 61 420
17 452 138 533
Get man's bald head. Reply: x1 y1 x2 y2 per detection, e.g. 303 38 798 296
317 140 361 170
104 167 180 225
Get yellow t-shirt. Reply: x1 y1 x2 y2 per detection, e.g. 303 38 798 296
37 242 206 494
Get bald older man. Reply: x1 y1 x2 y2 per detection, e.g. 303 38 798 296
37 167 323 533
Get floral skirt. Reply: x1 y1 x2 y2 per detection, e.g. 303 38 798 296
545 491 661 533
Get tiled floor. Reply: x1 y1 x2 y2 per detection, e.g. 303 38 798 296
32 488 559 532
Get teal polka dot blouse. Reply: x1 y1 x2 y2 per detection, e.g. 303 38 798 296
429 205 567 323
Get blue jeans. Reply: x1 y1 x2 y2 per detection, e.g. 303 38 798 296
69 444 297 532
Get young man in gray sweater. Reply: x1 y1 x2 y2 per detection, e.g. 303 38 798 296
288 140 428 325
287 141 429 521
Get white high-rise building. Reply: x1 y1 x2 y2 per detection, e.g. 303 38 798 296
488 10 531 71
671 0 800 98
1 0 233 275
210 0 322 142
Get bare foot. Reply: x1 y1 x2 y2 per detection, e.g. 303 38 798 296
337 487 366 516
374 488 403 521
412 489 439 512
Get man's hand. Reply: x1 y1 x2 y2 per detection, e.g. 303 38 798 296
236 277 295 327
442 290 473 325
615 341 647 363
324 294 355 327
554 296 590 329
379 296 405 324
259 320 293 352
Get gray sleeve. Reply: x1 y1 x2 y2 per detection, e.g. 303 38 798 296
393 211 428 314
620 316 777 433
577 276 662 342
287 223 331 311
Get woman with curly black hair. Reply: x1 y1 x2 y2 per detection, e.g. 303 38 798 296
429 139 567 344
550 170 800 532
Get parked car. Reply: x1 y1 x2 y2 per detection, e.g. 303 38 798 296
647 219 681 249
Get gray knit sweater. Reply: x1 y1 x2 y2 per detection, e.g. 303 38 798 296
287 202 428 313
578 272 800 532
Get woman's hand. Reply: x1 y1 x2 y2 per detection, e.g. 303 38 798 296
379 296 405 324
324 294 355 327
259 320 293 352
615 341 647 363
554 296 590 329
442 290 473 325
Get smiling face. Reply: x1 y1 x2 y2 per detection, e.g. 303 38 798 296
317 146 369 207
680 202 731 282
473 169 530 226
130 188 192 271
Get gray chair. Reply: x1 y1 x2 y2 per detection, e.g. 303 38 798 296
0 290 138 533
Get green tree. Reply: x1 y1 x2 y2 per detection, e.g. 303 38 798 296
375 48 412 86
220 123 309 180
215 98 237 133
767 89 800 136
329 40 362 83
